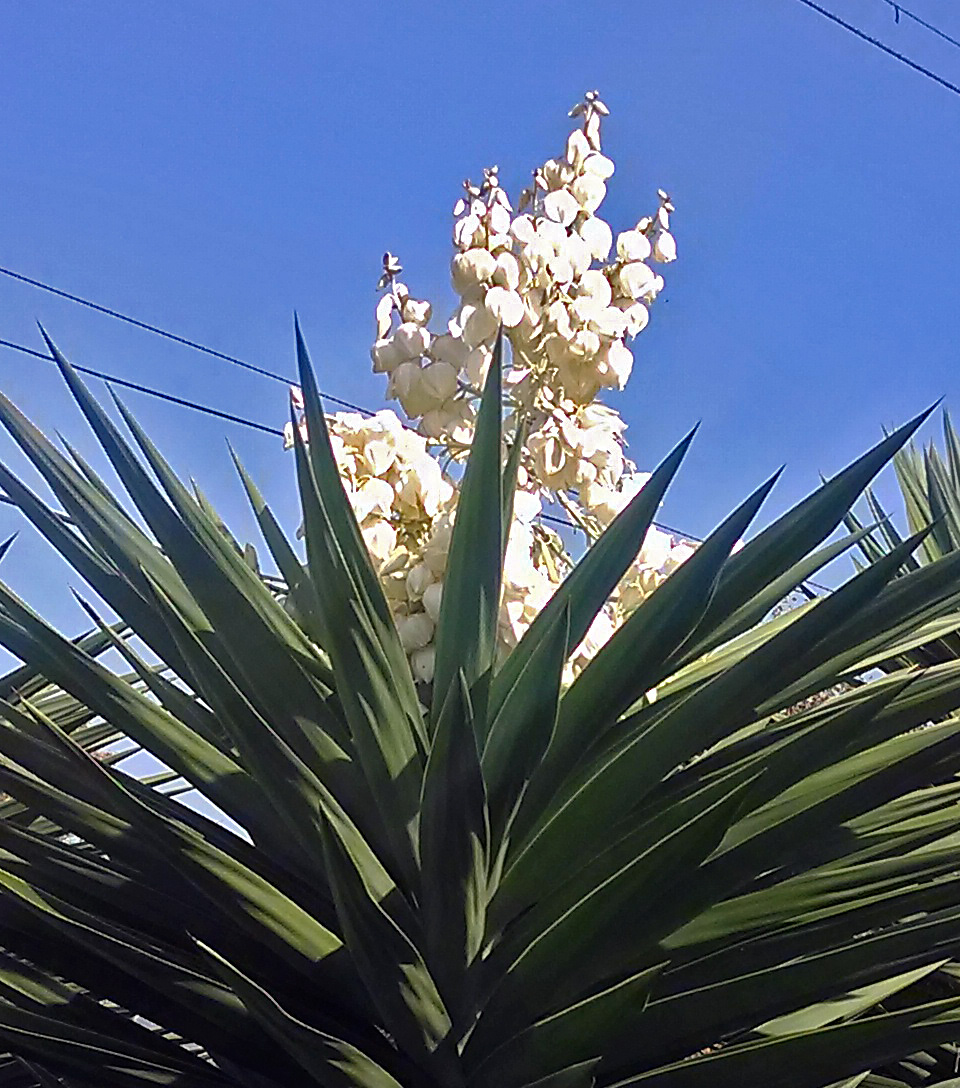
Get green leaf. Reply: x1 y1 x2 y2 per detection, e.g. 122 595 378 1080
432 329 505 725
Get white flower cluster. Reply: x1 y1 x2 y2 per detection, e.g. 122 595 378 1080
287 94 697 685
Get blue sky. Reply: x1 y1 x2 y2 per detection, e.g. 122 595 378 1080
1 0 959 640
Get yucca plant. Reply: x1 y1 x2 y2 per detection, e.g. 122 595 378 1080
4 327 960 1088
845 410 960 670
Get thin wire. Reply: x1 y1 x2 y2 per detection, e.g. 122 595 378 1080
0 265 368 414
0 338 285 438
878 0 960 52
794 0 960 96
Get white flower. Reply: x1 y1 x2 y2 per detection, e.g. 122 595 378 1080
421 361 458 404
422 581 443 621
454 213 484 250
639 526 675 571
460 302 500 347
617 261 657 300
582 152 614 180
653 230 677 263
493 252 521 291
411 646 436 683
484 286 525 327
394 322 431 358
620 301 650 337
397 613 434 651
572 174 606 214
565 129 591 168
451 249 497 294
577 269 613 307
579 216 613 260
599 339 633 389
353 477 394 522
361 519 397 565
616 229 652 262
402 298 432 325
543 189 580 227
406 563 434 600
370 336 408 374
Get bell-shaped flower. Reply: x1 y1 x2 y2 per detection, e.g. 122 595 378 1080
410 646 436 683
406 562 434 600
453 213 484 250
361 518 398 566
359 438 397 478
460 301 500 346
488 203 512 237
422 581 443 622
582 152 614 180
565 129 591 169
543 157 576 190
493 252 520 291
639 525 675 571
616 229 652 262
396 612 434 651
619 300 650 337
639 273 665 304
421 360 458 404
617 261 657 300
430 332 470 369
394 322 431 358
652 229 677 263
563 232 593 279
572 174 606 214
485 286 525 327
543 188 580 227
465 344 492 388
451 249 497 294
352 477 395 523
510 214 538 245
402 297 432 325
578 269 613 307
371 336 408 374
598 339 633 389
579 216 613 260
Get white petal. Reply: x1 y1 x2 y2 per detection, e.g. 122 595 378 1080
565 129 591 168
375 294 395 339
422 581 443 621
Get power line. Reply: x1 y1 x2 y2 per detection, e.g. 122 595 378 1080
0 338 285 438
0 266 368 414
878 0 960 52
794 0 960 97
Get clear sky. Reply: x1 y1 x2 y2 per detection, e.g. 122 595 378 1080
1 0 959 642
